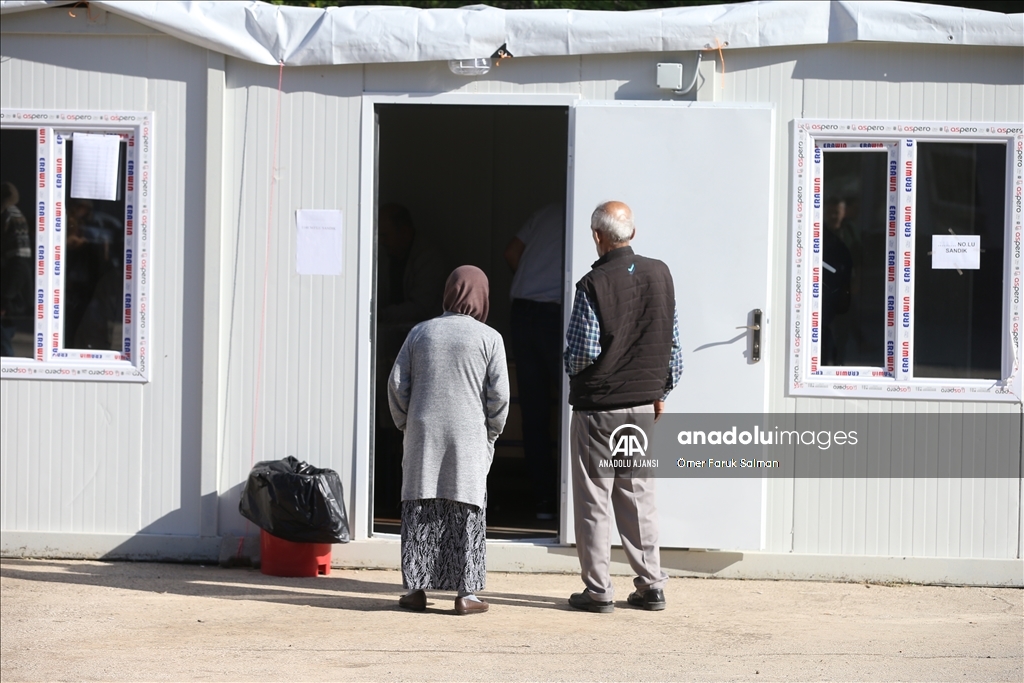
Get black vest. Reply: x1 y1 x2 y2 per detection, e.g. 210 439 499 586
569 246 675 411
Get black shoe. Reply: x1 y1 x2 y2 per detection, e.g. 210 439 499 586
627 588 666 611
568 589 614 613
398 589 426 611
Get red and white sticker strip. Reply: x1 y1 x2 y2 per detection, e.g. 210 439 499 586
809 143 822 376
898 138 916 383
885 143 898 378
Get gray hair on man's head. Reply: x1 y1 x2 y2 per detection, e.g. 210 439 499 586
591 201 634 244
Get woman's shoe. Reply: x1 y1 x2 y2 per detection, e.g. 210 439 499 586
398 589 427 611
454 597 489 615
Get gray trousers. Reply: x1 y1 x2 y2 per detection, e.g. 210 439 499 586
571 405 669 600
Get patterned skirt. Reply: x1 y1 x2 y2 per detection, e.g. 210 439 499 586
400 498 487 592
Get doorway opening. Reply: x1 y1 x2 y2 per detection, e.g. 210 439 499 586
371 103 569 540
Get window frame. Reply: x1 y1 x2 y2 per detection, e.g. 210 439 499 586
0 108 153 382
789 119 1022 401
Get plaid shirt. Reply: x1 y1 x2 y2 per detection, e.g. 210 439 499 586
563 289 684 401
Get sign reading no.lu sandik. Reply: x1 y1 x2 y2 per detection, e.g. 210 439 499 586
578 413 1021 479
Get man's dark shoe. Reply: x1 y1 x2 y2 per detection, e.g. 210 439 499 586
398 589 427 611
568 589 614 613
627 588 666 611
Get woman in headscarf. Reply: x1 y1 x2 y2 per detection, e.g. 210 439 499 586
387 265 510 615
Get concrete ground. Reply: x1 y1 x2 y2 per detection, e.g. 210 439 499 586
0 558 1020 682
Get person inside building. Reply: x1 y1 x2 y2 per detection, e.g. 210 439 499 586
821 197 854 366
0 181 33 357
375 203 449 516
504 202 565 521
377 203 447 331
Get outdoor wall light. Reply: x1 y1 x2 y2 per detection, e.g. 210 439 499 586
448 58 493 76
448 44 512 77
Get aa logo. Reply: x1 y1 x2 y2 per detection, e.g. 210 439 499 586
608 424 648 458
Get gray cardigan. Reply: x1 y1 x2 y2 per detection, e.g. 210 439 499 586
387 312 510 509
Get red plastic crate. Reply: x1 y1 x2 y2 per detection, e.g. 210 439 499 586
259 529 332 577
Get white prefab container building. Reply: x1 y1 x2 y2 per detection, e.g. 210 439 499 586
1 0 1021 585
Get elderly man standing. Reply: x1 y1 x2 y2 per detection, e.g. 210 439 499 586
564 201 682 613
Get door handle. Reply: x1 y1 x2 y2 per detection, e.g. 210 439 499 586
735 309 762 363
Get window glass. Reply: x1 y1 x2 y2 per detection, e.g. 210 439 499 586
821 150 888 368
0 129 37 358
63 137 127 351
914 143 1005 379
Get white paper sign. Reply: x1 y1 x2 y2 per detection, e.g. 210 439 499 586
932 235 980 270
296 210 343 275
70 133 121 201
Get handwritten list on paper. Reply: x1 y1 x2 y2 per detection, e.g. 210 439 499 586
70 133 121 201
296 210 343 275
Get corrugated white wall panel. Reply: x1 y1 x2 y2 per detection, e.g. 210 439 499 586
0 26 207 537
215 60 363 536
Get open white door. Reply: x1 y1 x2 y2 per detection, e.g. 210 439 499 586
564 101 775 549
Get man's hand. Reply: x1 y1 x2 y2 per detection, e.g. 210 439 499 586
654 400 665 423
504 237 525 272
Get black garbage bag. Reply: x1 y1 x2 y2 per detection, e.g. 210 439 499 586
239 456 350 544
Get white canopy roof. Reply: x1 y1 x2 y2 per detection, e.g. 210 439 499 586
2 0 1021 66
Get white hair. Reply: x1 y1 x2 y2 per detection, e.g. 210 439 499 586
591 202 634 244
